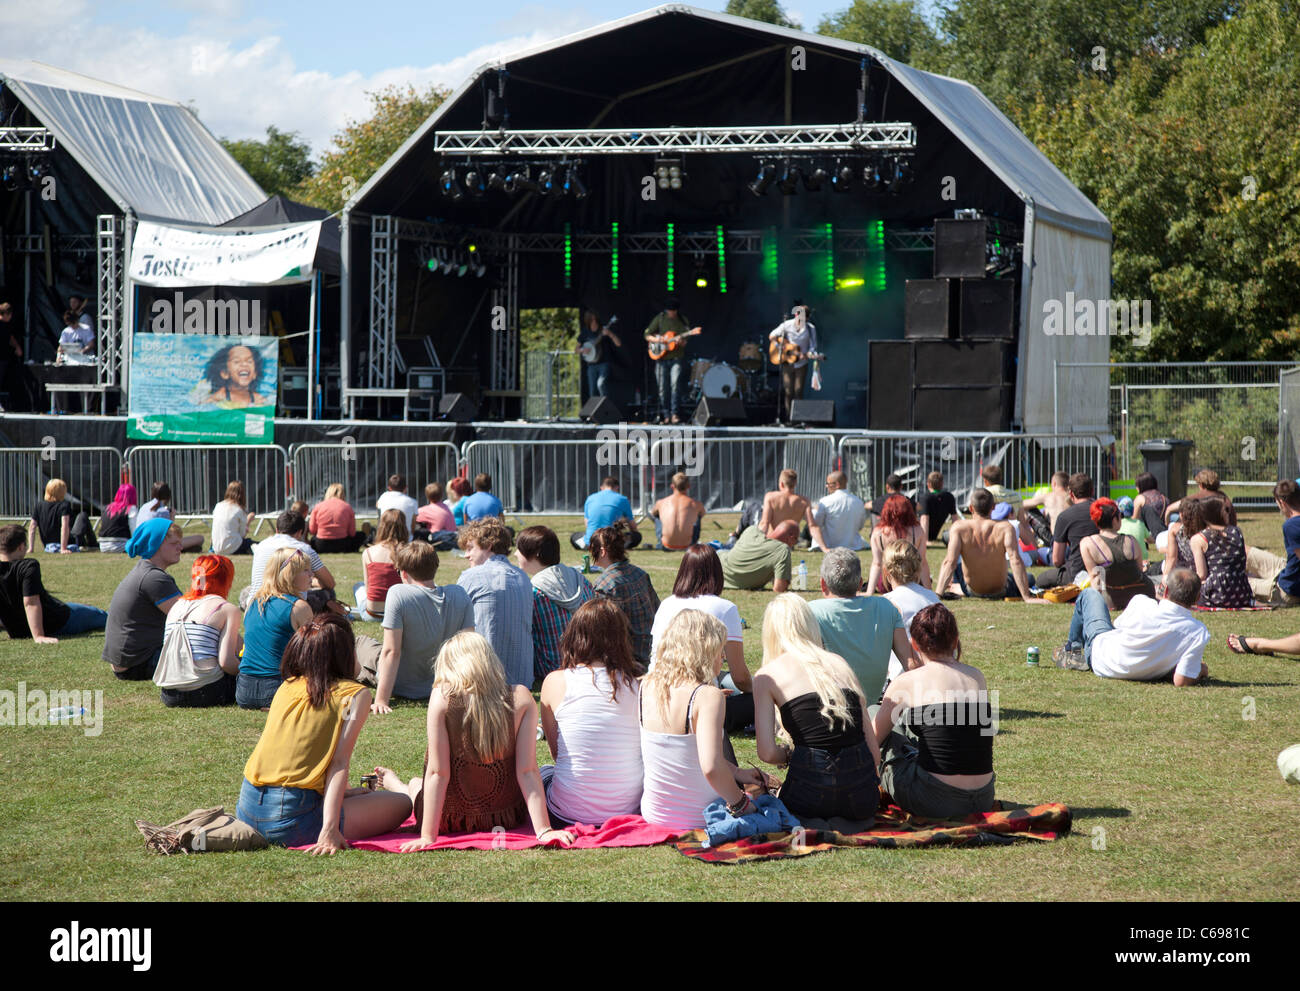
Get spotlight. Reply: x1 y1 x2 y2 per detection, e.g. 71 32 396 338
748 163 777 197
538 168 556 195
654 157 684 191
862 162 885 192
464 168 486 196
693 256 710 290
803 167 828 192
456 251 469 277
505 170 541 195
831 163 853 193
655 163 670 190
28 161 46 181
1 164 18 191
439 168 464 201
487 170 507 192
668 164 684 191
438 249 455 275
777 165 802 195
564 166 588 200
887 158 913 195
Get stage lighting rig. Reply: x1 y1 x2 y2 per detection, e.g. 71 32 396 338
777 164 802 195
564 164 588 200
654 157 685 191
803 167 828 192
886 157 914 194
748 163 777 196
1 164 18 191
862 160 885 193
693 255 710 290
505 169 542 195
831 162 854 193
487 170 507 192
463 167 486 197
439 168 464 201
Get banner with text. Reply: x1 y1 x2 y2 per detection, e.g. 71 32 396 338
129 221 321 287
127 335 278 444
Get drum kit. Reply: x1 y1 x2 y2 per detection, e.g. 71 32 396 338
688 340 776 404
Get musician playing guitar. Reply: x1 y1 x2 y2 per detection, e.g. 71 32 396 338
768 300 820 422
644 297 702 424
576 310 621 399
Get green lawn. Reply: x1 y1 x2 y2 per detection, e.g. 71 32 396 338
2 510 1298 901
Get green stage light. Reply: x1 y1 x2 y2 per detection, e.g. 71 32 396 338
611 221 620 290
761 226 778 287
835 277 864 289
427 258 437 271
563 223 572 290
824 221 834 294
666 222 675 293
869 219 886 291
715 225 727 294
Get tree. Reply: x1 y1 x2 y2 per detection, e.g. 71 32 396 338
724 0 801 30
817 0 941 65
222 126 315 198
292 84 451 213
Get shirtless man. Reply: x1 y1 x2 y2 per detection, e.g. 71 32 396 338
760 469 813 536
1024 471 1071 529
935 488 1045 603
652 472 705 550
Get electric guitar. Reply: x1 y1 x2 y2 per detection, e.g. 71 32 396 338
578 316 619 363
647 326 702 360
769 338 825 365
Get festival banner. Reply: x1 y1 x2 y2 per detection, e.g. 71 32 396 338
129 220 321 287
127 335 278 444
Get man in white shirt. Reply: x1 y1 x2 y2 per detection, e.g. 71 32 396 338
809 470 867 552
376 474 418 537
768 301 817 422
1054 567 1210 685
246 511 335 603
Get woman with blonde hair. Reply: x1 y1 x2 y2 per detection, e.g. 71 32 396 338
211 480 254 556
639 609 764 830
753 593 881 823
30 477 92 553
354 508 406 619
373 631 575 849
309 482 366 554
238 545 313 710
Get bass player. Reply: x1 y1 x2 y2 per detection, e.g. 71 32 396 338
769 300 819 422
644 297 701 424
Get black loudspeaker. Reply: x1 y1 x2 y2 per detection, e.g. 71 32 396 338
790 399 835 425
913 341 1013 387
960 278 1015 339
934 218 987 278
580 396 622 424
904 279 958 339
869 340 913 430
692 396 747 426
439 392 477 422
914 385 1011 432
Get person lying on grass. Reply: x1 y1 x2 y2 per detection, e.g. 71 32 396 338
1228 631 1300 657
236 614 410 854
375 631 575 851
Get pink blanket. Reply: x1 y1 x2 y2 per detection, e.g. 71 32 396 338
293 813 683 852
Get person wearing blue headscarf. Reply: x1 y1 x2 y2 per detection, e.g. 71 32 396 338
103 519 185 680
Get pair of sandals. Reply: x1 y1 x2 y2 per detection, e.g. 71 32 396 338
1227 634 1274 656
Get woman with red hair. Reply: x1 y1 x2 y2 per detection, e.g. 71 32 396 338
865 493 930 595
1080 498 1154 610
156 554 244 707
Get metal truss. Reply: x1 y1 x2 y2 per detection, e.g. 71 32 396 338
491 237 520 391
433 123 916 156
2 233 96 255
0 127 56 151
96 215 123 388
368 216 398 388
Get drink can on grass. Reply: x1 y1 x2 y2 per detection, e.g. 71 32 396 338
1026 646 1040 667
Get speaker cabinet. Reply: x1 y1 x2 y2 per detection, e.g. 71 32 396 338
914 385 1011 432
439 392 477 422
904 279 958 339
789 399 835 426
869 341 913 430
580 396 622 424
913 341 1013 387
934 218 987 278
960 278 1015 340
692 396 747 426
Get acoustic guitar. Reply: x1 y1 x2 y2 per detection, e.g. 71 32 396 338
768 338 825 365
647 326 702 360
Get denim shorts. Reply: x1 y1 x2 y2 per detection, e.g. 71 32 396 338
778 740 880 821
236 672 282 710
236 779 344 848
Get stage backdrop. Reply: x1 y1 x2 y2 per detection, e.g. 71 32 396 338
127 335 278 444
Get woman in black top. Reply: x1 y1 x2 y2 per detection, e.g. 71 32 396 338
873 603 996 819
753 593 880 823
29 478 94 553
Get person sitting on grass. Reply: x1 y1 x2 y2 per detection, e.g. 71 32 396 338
1034 473 1099 590
412 482 458 550
309 483 366 554
370 541 474 715
102 519 184 679
461 472 505 522
247 511 335 606
29 477 93 553
572 476 642 551
1053 568 1210 685
236 614 412 853
447 477 473 526
457 517 534 689
1241 479 1300 606
354 509 406 621
933 488 1044 603
1186 494 1253 609
1166 468 1236 527
809 470 868 553
590 525 659 669
1023 470 1070 530
917 470 960 545
759 469 813 538
867 473 907 520
651 472 705 551
1079 497 1155 610
881 540 939 683
539 598 644 828
375 474 418 535
754 594 882 824
1132 472 1169 548
98 483 137 554
865 493 930 595
0 523 108 643
1163 495 1200 581
638 609 765 830
873 603 997 819
157 554 242 708
136 481 204 551
211 480 255 556
374 631 576 850
238 546 314 711
515 525 593 682
720 518 797 593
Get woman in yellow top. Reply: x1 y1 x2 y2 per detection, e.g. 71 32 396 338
236 613 411 853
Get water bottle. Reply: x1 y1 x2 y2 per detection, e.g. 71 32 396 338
49 706 85 723
796 559 808 591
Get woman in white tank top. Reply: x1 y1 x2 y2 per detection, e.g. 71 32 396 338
539 599 645 826
638 608 764 830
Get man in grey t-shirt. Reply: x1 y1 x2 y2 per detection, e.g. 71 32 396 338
371 542 474 712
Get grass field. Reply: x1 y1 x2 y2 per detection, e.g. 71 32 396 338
3 510 1299 901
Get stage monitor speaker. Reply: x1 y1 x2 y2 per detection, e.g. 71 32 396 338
913 385 1011 432
913 341 1013 387
934 217 987 278
960 278 1015 339
439 392 477 422
692 396 747 426
790 399 835 426
580 396 622 424
869 340 913 430
904 279 958 339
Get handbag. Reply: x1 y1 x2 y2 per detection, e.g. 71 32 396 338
153 598 226 691
1043 584 1080 604
135 806 268 854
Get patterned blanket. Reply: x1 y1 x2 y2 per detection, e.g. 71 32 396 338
675 801 1072 864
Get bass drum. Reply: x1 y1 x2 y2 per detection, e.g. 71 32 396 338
701 362 741 399
688 358 713 395
737 340 763 371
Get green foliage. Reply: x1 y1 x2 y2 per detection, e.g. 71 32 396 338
724 0 801 29
1121 386 1280 483
292 84 451 213
520 308 580 353
817 0 941 64
221 126 315 198
521 309 582 418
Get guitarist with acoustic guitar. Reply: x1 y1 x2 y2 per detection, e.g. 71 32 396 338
643 298 702 424
768 301 822 422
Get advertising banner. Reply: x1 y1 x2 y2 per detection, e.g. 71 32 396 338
129 221 321 287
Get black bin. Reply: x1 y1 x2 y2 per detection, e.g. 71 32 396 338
1137 439 1194 499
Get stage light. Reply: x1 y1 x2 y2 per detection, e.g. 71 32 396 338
464 168 486 196
457 252 469 277
835 277 865 289
761 226 779 286
668 164 684 191
863 162 885 193
869 219 886 290
538 168 557 196
505 171 541 195
715 224 727 294
610 220 620 290
748 163 776 197
1 165 18 191
803 167 828 192
887 158 913 194
487 171 507 192
427 257 437 272
564 166 588 200
777 165 801 195
28 161 46 181
438 248 454 275
831 163 853 193
666 222 675 292
656 163 670 190
693 256 709 290
564 222 572 289
823 221 834 294
440 168 464 201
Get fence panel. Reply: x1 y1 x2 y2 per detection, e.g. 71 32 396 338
0 446 124 519
646 434 837 513
290 442 461 512
124 445 290 518
463 438 648 516
838 432 996 508
523 350 582 420
1281 368 1300 483
978 434 1106 495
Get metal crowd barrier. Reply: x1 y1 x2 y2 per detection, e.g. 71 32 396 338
978 434 1108 495
462 437 649 516
289 441 462 511
646 433 837 512
0 446 125 519
124 444 291 519
838 432 998 508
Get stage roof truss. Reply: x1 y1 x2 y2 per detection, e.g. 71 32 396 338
432 122 916 156
0 126 56 151
2 232 96 255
